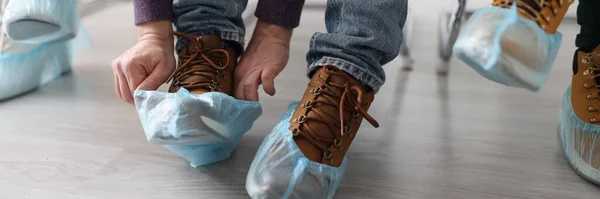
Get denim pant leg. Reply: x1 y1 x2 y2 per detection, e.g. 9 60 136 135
173 0 248 54
306 0 408 93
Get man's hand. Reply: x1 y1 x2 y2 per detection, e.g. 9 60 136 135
112 20 175 104
234 20 293 101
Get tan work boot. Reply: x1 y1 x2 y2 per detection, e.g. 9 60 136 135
290 66 379 166
491 0 573 34
245 66 380 198
168 32 237 95
560 46 600 185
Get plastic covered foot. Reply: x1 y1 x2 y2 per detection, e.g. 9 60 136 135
134 89 262 167
246 102 346 199
3 0 79 44
559 86 600 184
453 5 562 91
0 26 90 101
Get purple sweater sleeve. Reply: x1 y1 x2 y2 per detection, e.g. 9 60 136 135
133 0 305 28
134 0 174 25
255 0 306 28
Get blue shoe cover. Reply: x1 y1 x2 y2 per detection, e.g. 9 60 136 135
3 0 79 44
559 86 600 184
453 4 562 91
134 89 262 167
0 26 91 100
246 102 346 199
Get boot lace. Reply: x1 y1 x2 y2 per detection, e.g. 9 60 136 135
168 32 230 92
491 0 569 29
292 68 380 162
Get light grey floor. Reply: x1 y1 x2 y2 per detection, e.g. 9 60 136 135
1 1 599 199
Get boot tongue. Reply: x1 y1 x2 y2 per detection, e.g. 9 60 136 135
198 35 223 51
179 35 223 56
325 67 361 87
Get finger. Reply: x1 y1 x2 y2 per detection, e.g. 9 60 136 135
116 67 134 104
234 69 249 100
112 59 123 99
243 70 261 101
124 63 147 93
137 61 172 91
234 76 247 100
261 69 276 96
114 73 121 98
244 82 260 101
233 63 249 100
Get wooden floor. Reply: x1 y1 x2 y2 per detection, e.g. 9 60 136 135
1 1 600 198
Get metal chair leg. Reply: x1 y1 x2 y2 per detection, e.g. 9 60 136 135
437 0 468 75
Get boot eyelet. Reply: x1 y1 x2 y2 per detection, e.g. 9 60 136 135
583 67 593 75
545 16 551 21
588 94 594 99
589 106 595 111
584 83 591 88
352 112 360 120
592 118 597 122
334 139 343 148
216 70 224 77
311 87 322 95
324 151 333 162
212 79 220 86
291 128 300 136
302 101 313 109
294 115 306 123
343 125 352 136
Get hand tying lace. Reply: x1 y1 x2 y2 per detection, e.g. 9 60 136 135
292 69 380 155
168 32 230 92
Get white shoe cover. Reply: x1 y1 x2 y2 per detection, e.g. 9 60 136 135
453 5 562 91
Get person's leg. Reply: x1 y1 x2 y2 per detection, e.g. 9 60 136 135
170 0 248 95
561 0 600 185
576 0 600 52
245 0 407 198
294 0 407 169
305 0 407 92
145 0 256 168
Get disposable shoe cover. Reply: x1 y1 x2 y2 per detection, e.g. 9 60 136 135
0 25 91 100
3 0 79 44
246 102 346 199
453 5 562 91
559 86 600 185
134 89 262 167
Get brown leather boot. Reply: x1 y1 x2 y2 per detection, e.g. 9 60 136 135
491 0 574 34
168 32 237 95
569 46 600 171
289 66 379 166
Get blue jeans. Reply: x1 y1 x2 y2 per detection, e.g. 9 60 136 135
173 0 408 92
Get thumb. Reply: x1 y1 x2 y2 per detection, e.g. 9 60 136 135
261 67 277 96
